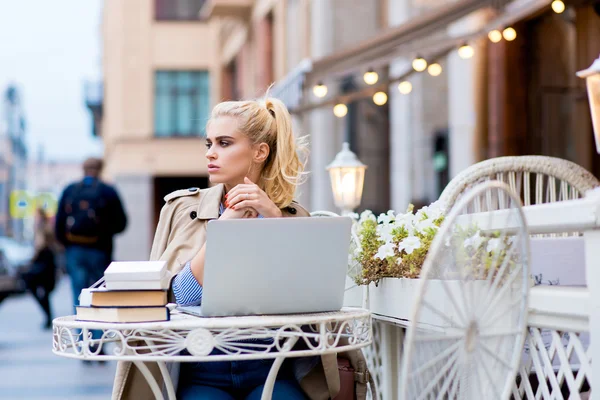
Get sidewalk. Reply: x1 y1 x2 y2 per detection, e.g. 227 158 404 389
0 277 116 399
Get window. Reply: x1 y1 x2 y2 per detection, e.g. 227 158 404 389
154 71 210 137
155 0 206 21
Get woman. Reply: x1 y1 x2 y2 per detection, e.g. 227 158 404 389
113 96 361 400
22 208 57 329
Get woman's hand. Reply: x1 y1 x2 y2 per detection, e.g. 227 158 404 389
219 205 258 220
226 177 283 218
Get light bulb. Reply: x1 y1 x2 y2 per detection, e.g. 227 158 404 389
427 63 442 77
503 27 517 41
488 30 503 43
458 44 474 59
552 0 565 13
341 173 356 195
363 70 379 85
313 82 328 98
398 81 412 94
333 104 348 118
373 91 388 106
412 57 428 72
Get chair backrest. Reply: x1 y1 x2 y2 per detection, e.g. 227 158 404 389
439 156 600 212
310 210 341 218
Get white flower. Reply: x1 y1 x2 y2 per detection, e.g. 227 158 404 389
398 236 422 255
348 212 359 221
427 201 445 219
375 242 396 260
486 238 503 254
377 223 395 243
464 232 484 249
416 202 445 221
359 210 376 223
394 213 415 231
415 218 436 233
377 210 396 225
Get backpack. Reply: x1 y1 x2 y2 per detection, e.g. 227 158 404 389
64 181 108 244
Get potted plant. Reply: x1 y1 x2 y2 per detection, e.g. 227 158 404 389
349 202 516 325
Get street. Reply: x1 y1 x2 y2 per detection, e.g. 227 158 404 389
0 277 116 399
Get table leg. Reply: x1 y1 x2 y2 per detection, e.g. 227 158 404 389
261 336 299 400
157 361 177 400
143 339 177 400
133 360 165 400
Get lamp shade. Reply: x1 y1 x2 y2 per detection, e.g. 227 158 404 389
577 54 600 154
326 142 367 213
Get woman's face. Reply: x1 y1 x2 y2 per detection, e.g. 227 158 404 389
205 116 255 186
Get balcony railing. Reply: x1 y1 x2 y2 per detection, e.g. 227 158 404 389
84 81 103 110
83 80 103 137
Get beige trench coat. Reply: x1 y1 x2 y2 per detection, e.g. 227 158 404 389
111 184 358 400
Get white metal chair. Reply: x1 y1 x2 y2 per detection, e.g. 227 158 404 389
399 181 530 399
309 210 340 218
439 156 600 213
439 156 597 398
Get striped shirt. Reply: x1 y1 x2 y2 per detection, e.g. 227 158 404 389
172 203 263 306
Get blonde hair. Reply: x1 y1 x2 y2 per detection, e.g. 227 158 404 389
210 96 308 208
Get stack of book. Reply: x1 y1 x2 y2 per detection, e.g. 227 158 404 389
76 261 172 323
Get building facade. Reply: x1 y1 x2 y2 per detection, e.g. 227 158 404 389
0 85 28 241
94 0 600 260
90 0 221 261
206 0 600 220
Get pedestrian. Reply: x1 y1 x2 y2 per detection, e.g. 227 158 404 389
21 208 57 330
112 95 371 399
54 157 127 342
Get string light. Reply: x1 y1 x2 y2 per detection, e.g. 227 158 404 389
313 82 328 98
458 43 474 59
428 63 442 77
398 81 412 94
488 30 503 43
363 69 379 85
503 27 517 41
552 0 565 13
333 104 348 117
373 91 388 105
412 56 428 72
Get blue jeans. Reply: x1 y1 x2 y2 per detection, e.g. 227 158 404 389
177 349 307 400
65 245 110 340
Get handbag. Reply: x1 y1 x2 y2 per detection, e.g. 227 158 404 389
334 356 377 400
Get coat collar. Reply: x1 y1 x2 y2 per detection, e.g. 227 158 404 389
196 184 225 220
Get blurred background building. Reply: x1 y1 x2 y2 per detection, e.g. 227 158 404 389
89 0 220 260
88 0 600 261
0 85 28 241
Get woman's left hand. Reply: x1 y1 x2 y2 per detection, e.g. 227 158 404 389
226 177 283 218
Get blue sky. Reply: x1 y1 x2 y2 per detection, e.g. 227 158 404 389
0 0 103 161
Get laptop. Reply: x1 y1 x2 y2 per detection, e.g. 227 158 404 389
178 216 353 317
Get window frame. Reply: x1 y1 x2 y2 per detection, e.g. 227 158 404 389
154 0 207 22
154 70 210 138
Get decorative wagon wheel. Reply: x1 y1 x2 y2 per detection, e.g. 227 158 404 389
399 181 531 400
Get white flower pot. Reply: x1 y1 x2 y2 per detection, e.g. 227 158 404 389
368 277 516 331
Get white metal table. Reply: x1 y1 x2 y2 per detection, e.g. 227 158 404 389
52 307 372 400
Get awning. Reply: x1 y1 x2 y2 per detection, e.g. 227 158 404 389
305 0 503 86
199 0 253 20
274 0 554 114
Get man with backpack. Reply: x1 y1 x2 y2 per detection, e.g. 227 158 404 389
55 157 127 321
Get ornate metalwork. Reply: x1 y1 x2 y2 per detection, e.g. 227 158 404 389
53 308 372 362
